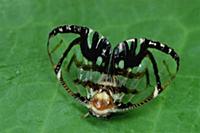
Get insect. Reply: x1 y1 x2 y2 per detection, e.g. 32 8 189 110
47 25 180 118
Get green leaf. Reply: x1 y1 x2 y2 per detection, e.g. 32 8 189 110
0 0 200 133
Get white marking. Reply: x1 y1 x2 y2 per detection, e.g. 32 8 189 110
160 43 165 48
127 38 135 42
59 28 63 32
128 68 132 72
65 26 71 30
86 88 90 99
96 36 104 49
79 68 83 80
77 27 81 32
149 41 157 46
98 74 118 87
168 48 172 53
118 43 124 53
96 101 101 108
112 93 125 102
88 29 93 49
119 43 123 50
126 39 135 49
89 88 96 97
140 38 145 43
89 105 115 116
153 86 159 98
56 69 61 79
102 49 106 55
95 91 110 100
99 81 117 87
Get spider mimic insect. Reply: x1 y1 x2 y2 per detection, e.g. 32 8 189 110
47 25 180 118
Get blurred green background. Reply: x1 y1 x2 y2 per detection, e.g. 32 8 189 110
0 0 200 133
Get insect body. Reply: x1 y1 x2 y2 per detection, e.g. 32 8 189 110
47 25 180 118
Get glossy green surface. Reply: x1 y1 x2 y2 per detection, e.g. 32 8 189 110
0 0 200 133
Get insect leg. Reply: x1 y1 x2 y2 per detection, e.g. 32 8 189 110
73 78 139 95
161 60 177 88
66 56 147 96
66 54 77 72
144 68 151 87
115 94 154 112
147 50 162 91
66 53 151 88
64 53 106 74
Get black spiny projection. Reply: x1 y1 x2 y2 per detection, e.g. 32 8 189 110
47 25 180 118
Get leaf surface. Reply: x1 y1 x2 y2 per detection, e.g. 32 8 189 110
0 0 200 133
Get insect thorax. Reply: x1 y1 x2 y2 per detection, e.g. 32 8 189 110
87 75 124 117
